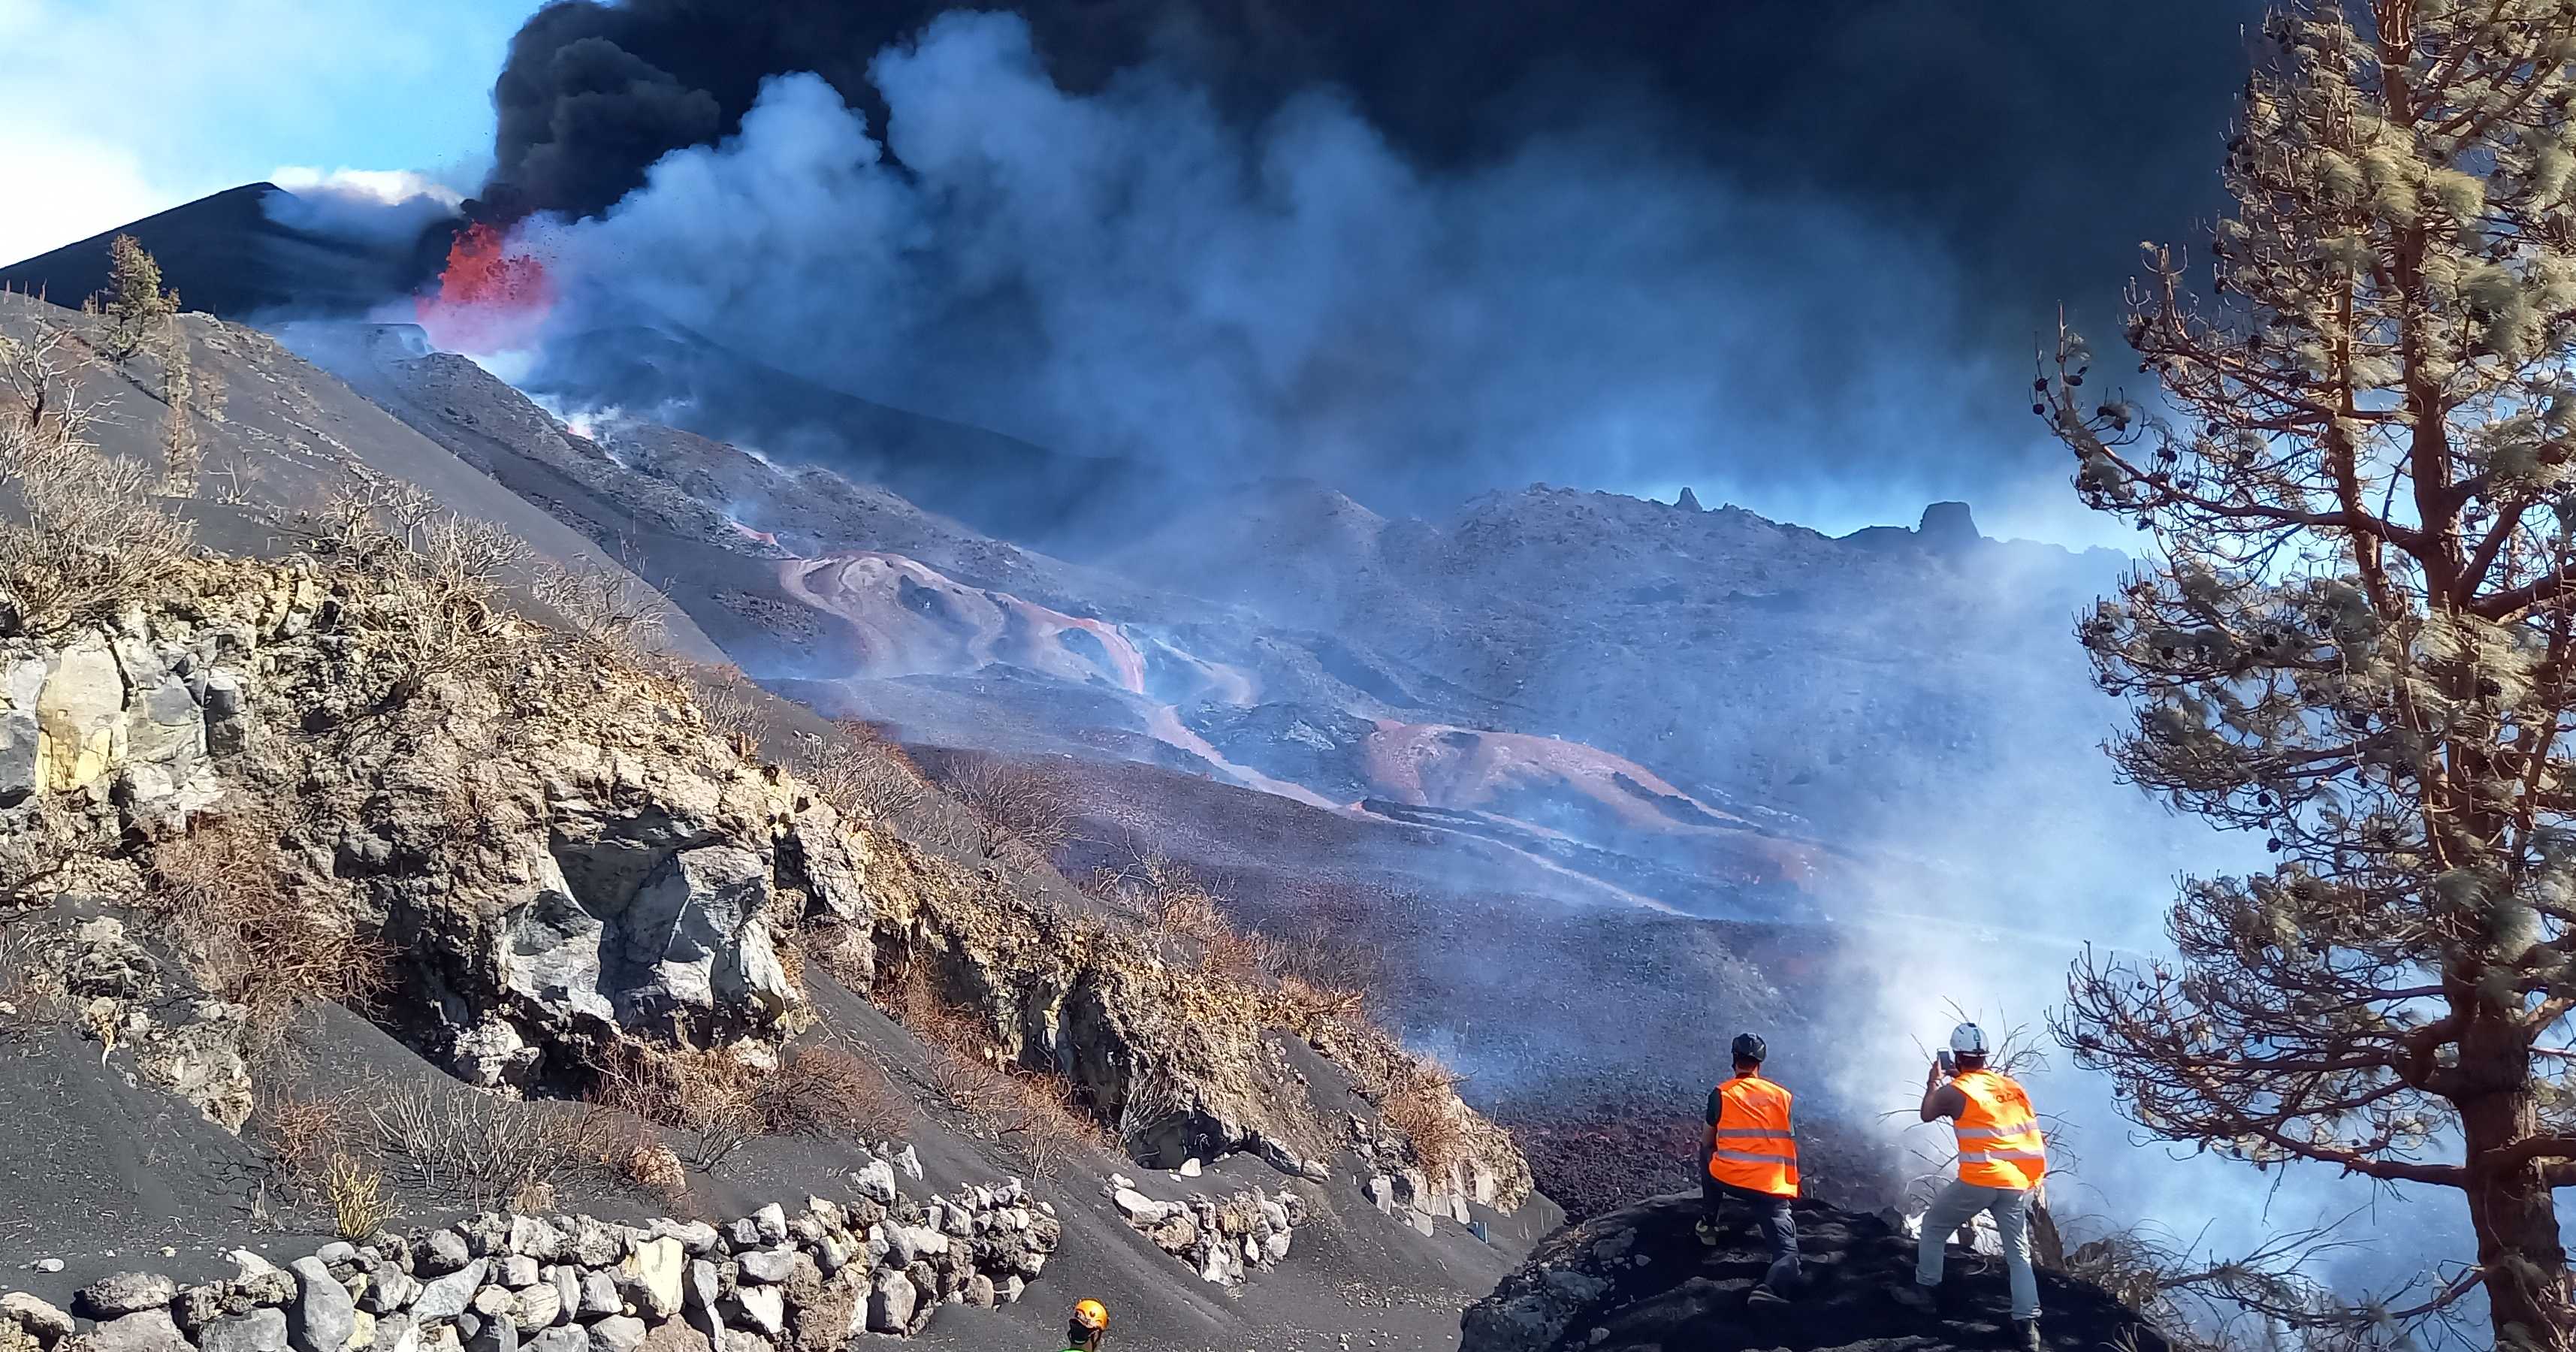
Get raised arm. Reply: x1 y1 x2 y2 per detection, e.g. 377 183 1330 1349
1919 1061 1961 1123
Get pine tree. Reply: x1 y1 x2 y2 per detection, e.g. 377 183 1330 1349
2047 4 2576 1343
159 324 197 493
98 234 177 362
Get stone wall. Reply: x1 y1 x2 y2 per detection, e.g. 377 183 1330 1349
0 1183 1058 1352
1102 1170 1305 1286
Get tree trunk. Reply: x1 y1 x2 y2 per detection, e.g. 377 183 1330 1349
2460 1079 2576 1348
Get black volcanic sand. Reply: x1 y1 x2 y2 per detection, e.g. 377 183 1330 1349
1463 1194 2167 1352
0 907 1559 1352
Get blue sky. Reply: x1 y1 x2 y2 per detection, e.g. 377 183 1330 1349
0 0 537 264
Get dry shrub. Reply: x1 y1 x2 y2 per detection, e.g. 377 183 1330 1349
1246 891 1391 1004
0 326 196 635
0 920 69 1046
1372 1057 1473 1182
618 1133 689 1202
793 722 926 825
1093 851 1380 1017
0 833 72 913
1134 859 1273 983
1272 973 1368 1025
757 1043 909 1141
590 1039 910 1172
554 1101 687 1205
880 961 1102 1177
143 808 391 1032
294 482 537 702
367 1081 604 1206
946 759 1074 862
992 1069 1104 1178
382 516 530 699
696 671 763 753
254 1092 353 1177
532 557 669 658
587 1043 766 1169
322 1152 393 1239
2055 1219 2430 1352
511 1178 559 1215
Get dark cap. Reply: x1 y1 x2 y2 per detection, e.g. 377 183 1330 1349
1730 1032 1767 1064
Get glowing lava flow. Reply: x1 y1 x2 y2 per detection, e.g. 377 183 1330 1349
415 222 553 353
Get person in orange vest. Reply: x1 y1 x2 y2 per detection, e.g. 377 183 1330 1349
1696 1031 1801 1307
1904 1022 2046 1350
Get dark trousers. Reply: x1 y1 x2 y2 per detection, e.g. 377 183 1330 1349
1702 1175 1802 1293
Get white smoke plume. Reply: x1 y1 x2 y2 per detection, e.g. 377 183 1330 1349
265 165 463 246
522 11 2046 534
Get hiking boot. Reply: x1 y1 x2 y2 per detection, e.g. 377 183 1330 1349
1694 1219 1726 1247
1889 1284 1938 1314
2011 1319 2043 1350
1747 1284 1789 1309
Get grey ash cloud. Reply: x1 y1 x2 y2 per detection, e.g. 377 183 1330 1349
488 0 2262 523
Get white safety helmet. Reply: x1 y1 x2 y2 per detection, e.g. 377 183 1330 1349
1949 1022 1990 1055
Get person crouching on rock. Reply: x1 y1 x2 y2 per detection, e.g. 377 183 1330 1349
1697 1031 1801 1307
1066 1299 1110 1352
1904 1022 2046 1350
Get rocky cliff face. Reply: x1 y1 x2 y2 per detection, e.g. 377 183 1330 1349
2 555 805 1095
0 542 1526 1219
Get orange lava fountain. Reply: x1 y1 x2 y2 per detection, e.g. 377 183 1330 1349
415 222 554 352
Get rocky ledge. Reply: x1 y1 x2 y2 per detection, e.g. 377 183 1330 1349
0 1185 1058 1352
1460 1194 2168 1352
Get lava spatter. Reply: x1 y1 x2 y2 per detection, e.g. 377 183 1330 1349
415 221 553 353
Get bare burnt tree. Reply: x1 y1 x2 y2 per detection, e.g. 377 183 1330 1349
2043 5 2576 1344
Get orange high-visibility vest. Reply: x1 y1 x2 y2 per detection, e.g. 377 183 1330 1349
1952 1069 2046 1191
1707 1073 1800 1198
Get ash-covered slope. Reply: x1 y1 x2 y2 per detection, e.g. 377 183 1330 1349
1110 480 2134 834
275 324 1865 922
0 184 427 320
0 297 1555 1352
515 324 1173 551
0 293 722 663
1463 1194 2166 1352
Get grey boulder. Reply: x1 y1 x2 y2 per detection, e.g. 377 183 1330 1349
414 1261 488 1324
288 1257 356 1352
77 1276 180 1320
84 1310 191 1352
199 1309 289 1352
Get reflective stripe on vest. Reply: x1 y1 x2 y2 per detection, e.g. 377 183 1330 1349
1952 1070 2046 1190
1707 1073 1799 1198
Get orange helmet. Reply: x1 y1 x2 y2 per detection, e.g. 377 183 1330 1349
1072 1299 1110 1331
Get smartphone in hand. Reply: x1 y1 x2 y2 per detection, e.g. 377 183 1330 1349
1937 1050 1955 1076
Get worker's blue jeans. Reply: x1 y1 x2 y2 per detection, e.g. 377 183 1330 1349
1701 1175 1801 1294
1916 1178 2039 1320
